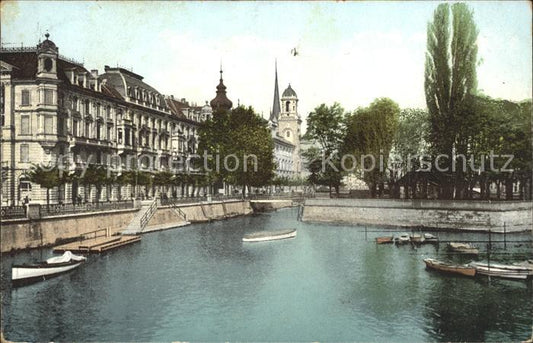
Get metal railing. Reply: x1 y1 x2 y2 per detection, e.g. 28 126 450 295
160 197 207 205
167 201 187 222
139 199 157 230
0 206 27 220
40 200 134 217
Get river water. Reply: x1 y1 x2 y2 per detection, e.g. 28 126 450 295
1 208 532 342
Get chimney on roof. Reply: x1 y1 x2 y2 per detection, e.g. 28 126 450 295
181 98 186 103
170 95 174 100
91 69 98 78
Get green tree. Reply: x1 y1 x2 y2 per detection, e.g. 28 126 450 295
198 106 275 197
28 164 61 209
467 96 532 200
304 103 346 195
391 109 430 198
344 98 400 197
81 164 107 202
153 170 174 198
116 170 134 200
425 2 479 199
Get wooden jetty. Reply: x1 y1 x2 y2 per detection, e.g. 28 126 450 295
53 229 141 254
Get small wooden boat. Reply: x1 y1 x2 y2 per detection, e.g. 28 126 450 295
410 233 423 243
394 233 410 244
423 233 439 243
242 229 296 242
423 258 476 277
469 262 532 280
447 242 479 255
375 236 394 244
12 251 86 287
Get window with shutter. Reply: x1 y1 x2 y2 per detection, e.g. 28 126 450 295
20 144 29 162
44 116 54 134
21 116 30 135
44 89 54 105
21 90 30 106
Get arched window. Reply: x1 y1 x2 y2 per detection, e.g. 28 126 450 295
285 101 290 112
286 131 291 138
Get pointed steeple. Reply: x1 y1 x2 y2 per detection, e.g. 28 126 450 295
210 65 233 112
270 60 281 123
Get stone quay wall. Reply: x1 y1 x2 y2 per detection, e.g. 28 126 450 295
183 200 252 222
250 200 294 212
302 199 533 233
1 208 138 252
1 200 254 253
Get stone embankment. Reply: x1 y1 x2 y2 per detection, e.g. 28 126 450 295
1 200 254 253
302 198 533 233
1 208 138 253
249 199 294 212
156 200 253 224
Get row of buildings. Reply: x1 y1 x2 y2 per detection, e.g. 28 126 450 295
0 34 303 205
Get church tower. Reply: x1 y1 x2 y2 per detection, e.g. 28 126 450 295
210 67 233 113
278 83 302 174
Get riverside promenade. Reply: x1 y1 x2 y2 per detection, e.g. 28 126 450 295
0 195 298 253
302 198 533 233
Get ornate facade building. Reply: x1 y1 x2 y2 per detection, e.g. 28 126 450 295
269 64 302 178
0 35 212 205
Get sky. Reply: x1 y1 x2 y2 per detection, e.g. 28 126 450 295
1 1 531 132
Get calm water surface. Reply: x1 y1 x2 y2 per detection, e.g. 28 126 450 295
1 208 532 342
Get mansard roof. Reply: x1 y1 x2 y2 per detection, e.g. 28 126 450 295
0 51 38 79
99 66 161 98
0 50 94 85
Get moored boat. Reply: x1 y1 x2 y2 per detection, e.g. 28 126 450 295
447 242 479 255
375 236 394 244
12 251 86 287
242 229 296 242
410 233 423 243
423 258 476 277
469 262 532 280
394 233 410 244
423 233 439 243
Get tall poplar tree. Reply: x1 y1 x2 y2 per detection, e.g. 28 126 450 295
425 3 479 199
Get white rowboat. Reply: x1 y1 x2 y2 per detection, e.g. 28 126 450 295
243 229 296 242
12 251 86 287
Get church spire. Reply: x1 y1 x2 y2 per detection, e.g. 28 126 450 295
270 60 281 123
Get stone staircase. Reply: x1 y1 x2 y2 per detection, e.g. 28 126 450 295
122 199 158 235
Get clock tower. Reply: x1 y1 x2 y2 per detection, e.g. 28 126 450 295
278 84 302 174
